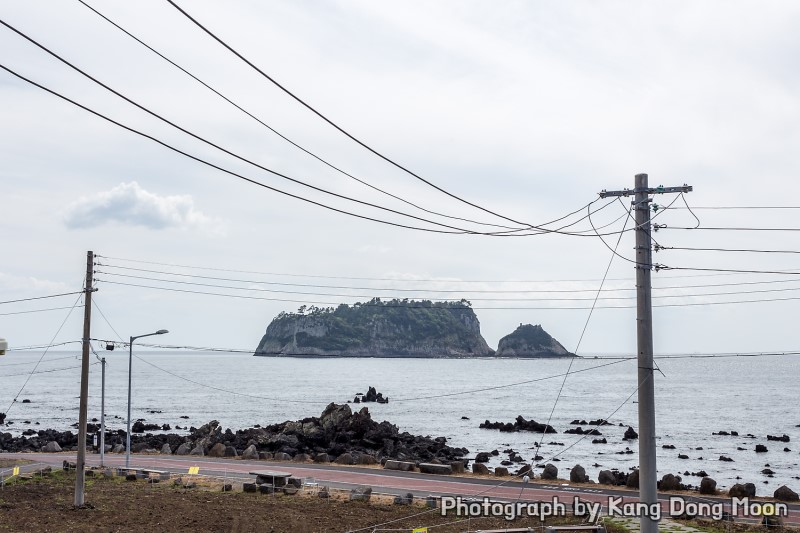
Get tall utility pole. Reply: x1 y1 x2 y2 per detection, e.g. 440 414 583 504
75 251 94 507
600 175 691 533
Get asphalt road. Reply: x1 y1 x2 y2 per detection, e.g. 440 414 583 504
4 452 799 525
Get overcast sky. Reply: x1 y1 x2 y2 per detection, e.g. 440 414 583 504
2 1 800 356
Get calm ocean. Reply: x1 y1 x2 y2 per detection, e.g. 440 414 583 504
2 350 798 494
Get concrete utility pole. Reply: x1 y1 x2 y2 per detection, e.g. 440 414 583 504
75 250 95 507
599 175 691 533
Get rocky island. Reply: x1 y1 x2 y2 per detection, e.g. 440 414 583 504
495 324 574 358
254 300 573 358
254 298 494 357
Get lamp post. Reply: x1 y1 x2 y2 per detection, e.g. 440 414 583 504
94 353 106 467
126 329 168 469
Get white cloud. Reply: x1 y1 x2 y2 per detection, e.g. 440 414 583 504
62 181 225 235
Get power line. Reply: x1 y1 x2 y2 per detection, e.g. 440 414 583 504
657 225 800 231
3 363 97 379
657 245 800 255
0 20 505 237
78 0 532 234
0 61 618 238
166 0 538 230
0 63 466 236
536 202 630 454
0 291 84 305
96 277 800 309
0 305 84 316
4 293 83 414
670 206 800 210
0 353 82 366
96 253 800 284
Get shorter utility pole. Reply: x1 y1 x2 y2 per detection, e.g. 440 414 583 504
599 175 691 533
75 251 95 507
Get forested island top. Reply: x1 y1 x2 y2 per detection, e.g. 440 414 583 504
254 299 574 358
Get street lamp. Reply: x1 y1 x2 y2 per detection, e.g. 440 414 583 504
126 329 168 469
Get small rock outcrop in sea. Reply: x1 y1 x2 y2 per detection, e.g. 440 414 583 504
353 386 388 404
479 416 557 434
495 324 574 358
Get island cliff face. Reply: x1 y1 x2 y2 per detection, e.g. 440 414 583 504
495 324 574 358
254 299 494 357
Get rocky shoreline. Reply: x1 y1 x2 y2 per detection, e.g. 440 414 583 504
2 405 799 503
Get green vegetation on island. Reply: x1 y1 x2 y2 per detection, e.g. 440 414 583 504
495 323 574 358
254 298 494 357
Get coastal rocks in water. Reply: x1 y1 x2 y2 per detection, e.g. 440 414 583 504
495 324 574 358
767 434 790 442
354 386 388 404
623 426 638 440
479 416 557 434
565 427 602 436
774 485 799 501
475 452 491 463
254 300 494 357
699 477 717 495
541 464 558 480
131 421 160 433
755 444 768 453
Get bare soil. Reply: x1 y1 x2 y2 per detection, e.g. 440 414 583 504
0 469 582 533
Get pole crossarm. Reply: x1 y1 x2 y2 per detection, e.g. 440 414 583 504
598 184 692 198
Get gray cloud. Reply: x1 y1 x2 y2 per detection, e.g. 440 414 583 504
63 181 224 234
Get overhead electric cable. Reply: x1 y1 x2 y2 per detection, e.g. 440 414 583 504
0 305 84 316
0 60 619 238
4 293 82 414
166 0 537 229
95 268 800 301
0 20 500 236
95 278 800 309
0 63 468 235
78 0 535 233
658 245 800 255
536 203 630 453
95 254 800 283
0 291 84 305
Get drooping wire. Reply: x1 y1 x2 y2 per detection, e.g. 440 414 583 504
0 291 84 305
78 0 529 234
0 63 464 235
4 293 82 414
0 21 498 236
0 61 615 238
165 0 537 230
0 305 84 316
535 202 631 452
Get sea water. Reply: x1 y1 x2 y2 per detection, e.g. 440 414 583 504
1 350 797 493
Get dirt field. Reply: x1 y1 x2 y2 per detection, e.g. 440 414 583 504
0 469 584 533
